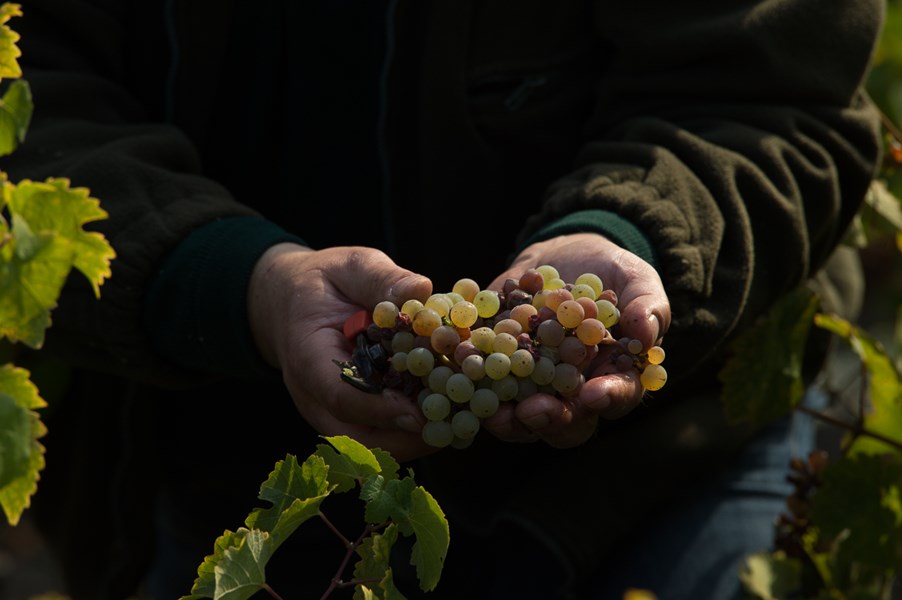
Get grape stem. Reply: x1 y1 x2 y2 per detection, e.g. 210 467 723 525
318 516 389 600
794 404 902 454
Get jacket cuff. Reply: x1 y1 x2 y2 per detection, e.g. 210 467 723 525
144 216 305 379
519 209 659 270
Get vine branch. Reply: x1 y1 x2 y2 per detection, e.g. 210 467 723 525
318 517 389 600
795 404 902 454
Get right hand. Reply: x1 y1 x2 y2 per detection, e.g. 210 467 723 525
247 243 434 462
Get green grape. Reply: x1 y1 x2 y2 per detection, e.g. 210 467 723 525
556 300 585 329
570 283 597 301
473 289 501 318
545 277 566 290
391 330 415 353
407 347 435 377
640 364 667 391
401 298 424 318
470 326 496 354
595 299 619 328
412 307 442 336
422 420 455 448
450 435 475 450
530 356 556 385
491 375 519 402
445 292 466 306
492 332 519 356
484 352 512 380
451 410 481 439
452 277 480 302
422 393 451 421
431 325 461 355
425 294 452 318
552 363 581 395
449 301 479 328
428 365 454 393
461 354 486 381
536 264 560 284
372 300 400 328
574 272 603 297
509 348 535 377
647 345 666 365
446 373 475 403
469 388 500 417
391 351 408 372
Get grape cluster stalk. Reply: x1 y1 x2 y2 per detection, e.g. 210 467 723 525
342 265 668 449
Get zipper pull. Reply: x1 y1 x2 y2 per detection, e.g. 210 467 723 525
504 75 548 112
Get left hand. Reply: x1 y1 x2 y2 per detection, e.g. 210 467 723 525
480 233 671 448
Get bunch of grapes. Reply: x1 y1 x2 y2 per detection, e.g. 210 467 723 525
345 265 667 449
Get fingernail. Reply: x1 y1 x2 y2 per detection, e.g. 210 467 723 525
394 414 422 433
521 413 550 431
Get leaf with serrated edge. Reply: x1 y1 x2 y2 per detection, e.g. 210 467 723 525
809 453 902 571
244 454 331 550
361 475 415 534
814 313 902 457
0 79 32 157
719 287 820 425
738 551 802 600
0 364 45 525
316 435 382 492
372 447 400 481
407 486 449 592
181 527 273 600
0 3 22 81
7 178 115 297
353 524 406 600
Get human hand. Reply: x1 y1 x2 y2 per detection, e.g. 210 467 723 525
482 233 671 448
248 243 434 461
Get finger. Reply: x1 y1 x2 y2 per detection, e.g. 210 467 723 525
481 401 541 443
326 249 433 308
578 369 645 420
513 394 599 448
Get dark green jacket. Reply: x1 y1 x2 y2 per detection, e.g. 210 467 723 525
1 0 885 597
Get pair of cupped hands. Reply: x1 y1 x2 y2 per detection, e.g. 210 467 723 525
248 233 670 462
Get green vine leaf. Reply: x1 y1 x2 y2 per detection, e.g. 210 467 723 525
243 453 331 550
181 527 274 600
407 486 449 593
0 363 45 525
809 453 902 572
738 551 802 600
719 287 820 425
353 524 406 600
814 313 902 457
0 78 32 157
0 3 22 81
315 435 383 493
360 474 416 534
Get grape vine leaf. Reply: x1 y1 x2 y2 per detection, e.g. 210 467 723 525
0 3 22 81
353 523 406 600
719 287 820 425
407 486 449 592
360 474 416 534
814 313 902 457
315 435 384 493
0 178 115 348
243 453 331 551
738 551 802 600
0 79 32 157
181 527 274 600
809 453 902 571
0 364 45 525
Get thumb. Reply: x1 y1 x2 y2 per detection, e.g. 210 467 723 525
328 249 433 308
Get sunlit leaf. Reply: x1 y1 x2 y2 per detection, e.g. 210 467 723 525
352 524 406 600
407 486 449 592
316 435 382 492
0 79 32 157
738 551 803 600
181 527 273 600
719 287 820 424
0 364 45 525
0 3 22 81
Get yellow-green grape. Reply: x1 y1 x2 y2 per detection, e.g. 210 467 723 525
647 345 666 365
449 301 479 328
407 347 435 377
575 318 606 346
574 273 603 297
545 277 566 291
427 365 454 393
451 410 480 439
484 352 512 380
391 351 408 372
556 300 586 329
493 318 523 337
461 354 486 381
422 393 451 421
422 420 454 448
450 435 475 450
452 277 480 302
401 299 424 318
473 290 501 318
470 388 500 417
510 349 536 377
425 294 452 318
570 283 597 301
595 299 620 328
412 307 442 336
627 338 644 355
492 332 519 356
532 291 548 310
445 292 466 306
446 372 475 403
530 356 556 385
372 300 400 328
492 375 519 402
640 363 668 391
470 327 496 354
391 331 415 354
536 264 560 283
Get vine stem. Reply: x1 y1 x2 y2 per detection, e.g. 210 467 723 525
318 513 389 600
262 583 285 600
795 404 902 454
